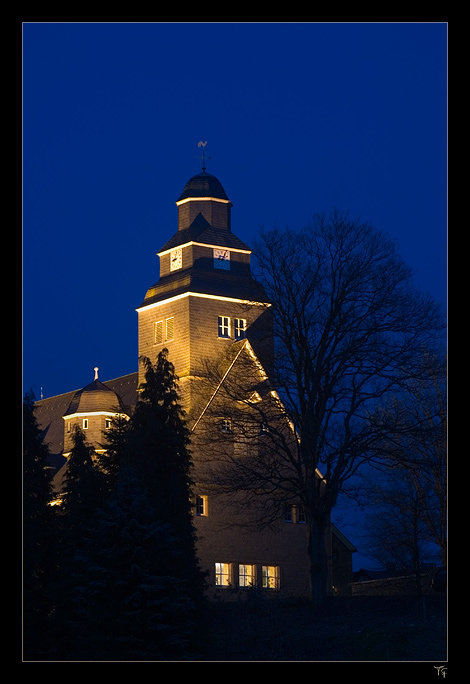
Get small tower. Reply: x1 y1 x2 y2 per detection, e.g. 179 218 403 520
62 367 128 457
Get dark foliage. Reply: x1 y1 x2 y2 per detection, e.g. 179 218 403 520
60 466 202 660
23 391 56 659
128 352 205 596
47 349 206 660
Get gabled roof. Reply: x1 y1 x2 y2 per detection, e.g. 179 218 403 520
190 338 272 433
331 524 358 553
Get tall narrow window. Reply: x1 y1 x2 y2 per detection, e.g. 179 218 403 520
262 565 279 590
284 505 294 523
218 316 230 338
234 318 246 340
239 564 256 588
215 562 231 587
155 320 163 344
165 316 174 341
195 495 208 516
83 418 88 430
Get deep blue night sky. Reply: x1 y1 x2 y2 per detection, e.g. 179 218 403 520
23 22 447 567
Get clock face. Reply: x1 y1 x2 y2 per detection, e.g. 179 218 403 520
213 248 230 270
170 248 182 271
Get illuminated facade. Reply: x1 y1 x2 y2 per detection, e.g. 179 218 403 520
34 167 356 598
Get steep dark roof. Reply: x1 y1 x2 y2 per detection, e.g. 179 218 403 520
34 390 77 469
158 214 251 254
34 372 139 468
139 270 270 309
177 171 231 202
63 379 125 416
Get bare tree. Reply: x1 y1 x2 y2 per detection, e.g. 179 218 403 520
369 351 447 567
193 211 445 606
361 472 437 595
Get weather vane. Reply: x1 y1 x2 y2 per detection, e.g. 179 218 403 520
197 140 211 171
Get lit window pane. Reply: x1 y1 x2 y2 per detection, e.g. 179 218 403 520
239 564 255 587
215 562 231 586
218 316 230 338
262 565 279 589
234 318 246 340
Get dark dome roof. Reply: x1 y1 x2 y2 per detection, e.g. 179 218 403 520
177 171 230 202
63 376 124 416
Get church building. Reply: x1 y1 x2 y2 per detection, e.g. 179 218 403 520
34 162 356 599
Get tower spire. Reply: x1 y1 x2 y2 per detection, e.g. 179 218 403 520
197 140 210 172
94 366 99 380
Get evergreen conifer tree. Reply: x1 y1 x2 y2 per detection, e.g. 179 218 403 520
66 465 201 660
53 425 104 657
54 351 205 660
130 351 205 597
98 410 130 493
61 425 104 532
23 390 56 659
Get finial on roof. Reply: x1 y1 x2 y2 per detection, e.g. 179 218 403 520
94 367 99 380
197 140 210 172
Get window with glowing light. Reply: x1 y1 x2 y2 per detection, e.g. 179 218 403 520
239 564 256 587
195 495 208 516
218 316 230 338
234 318 246 340
262 565 279 590
215 562 231 587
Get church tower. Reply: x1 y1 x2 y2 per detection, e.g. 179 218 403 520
136 164 273 416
